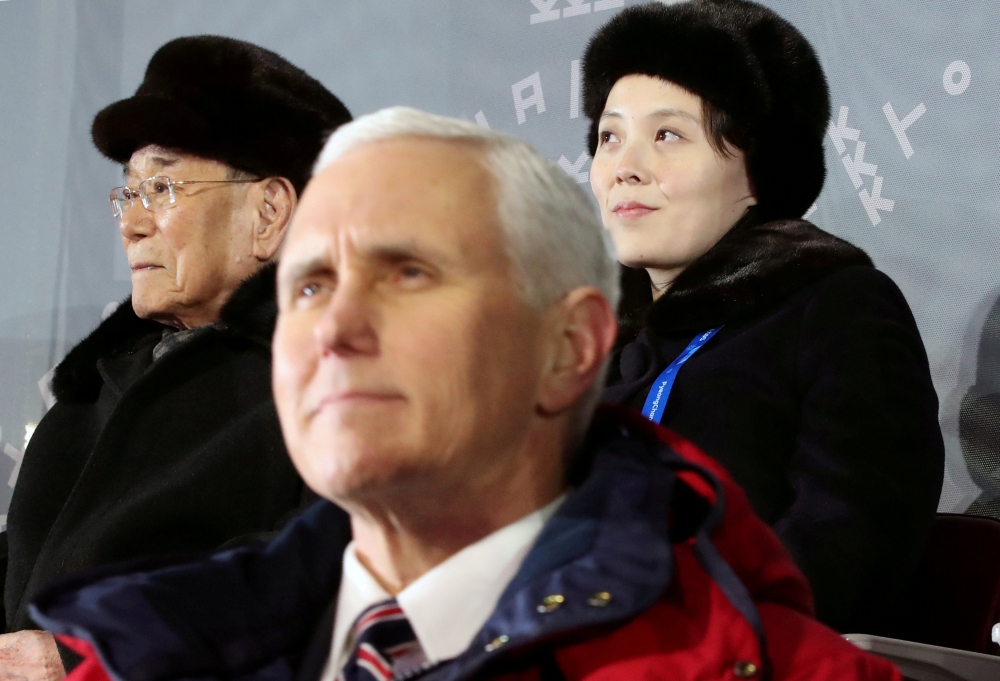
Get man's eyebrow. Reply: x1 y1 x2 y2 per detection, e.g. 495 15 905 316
365 241 450 265
279 256 331 286
149 155 180 168
279 239 453 286
125 156 180 180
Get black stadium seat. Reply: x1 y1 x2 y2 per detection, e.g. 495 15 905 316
875 514 1000 655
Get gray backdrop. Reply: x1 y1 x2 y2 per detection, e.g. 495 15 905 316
0 0 996 527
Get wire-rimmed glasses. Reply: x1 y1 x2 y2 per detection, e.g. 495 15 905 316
109 175 261 220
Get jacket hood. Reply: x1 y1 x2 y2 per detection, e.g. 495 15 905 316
618 213 874 341
30 406 812 681
50 262 278 404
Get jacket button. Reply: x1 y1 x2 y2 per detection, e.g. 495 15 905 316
485 635 509 652
734 661 758 678
587 592 612 607
537 594 565 613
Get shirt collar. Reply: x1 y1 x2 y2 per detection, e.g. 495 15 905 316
325 494 566 678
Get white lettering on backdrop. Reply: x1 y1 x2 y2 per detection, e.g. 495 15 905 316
557 152 591 183
529 0 623 25
830 106 896 226
512 72 547 124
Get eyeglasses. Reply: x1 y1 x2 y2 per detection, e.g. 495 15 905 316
109 175 261 220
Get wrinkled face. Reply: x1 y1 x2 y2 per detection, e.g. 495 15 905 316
273 137 548 506
120 145 258 328
590 75 756 274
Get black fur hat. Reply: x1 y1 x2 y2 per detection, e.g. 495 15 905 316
92 35 352 194
582 0 831 221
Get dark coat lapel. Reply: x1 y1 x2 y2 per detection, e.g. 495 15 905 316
618 214 874 341
51 263 278 404
217 261 279 346
50 301 160 404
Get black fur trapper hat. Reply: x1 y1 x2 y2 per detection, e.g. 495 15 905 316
582 0 831 221
92 35 352 194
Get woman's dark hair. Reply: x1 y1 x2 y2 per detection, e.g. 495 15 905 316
701 98 755 162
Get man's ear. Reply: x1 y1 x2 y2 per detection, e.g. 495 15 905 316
250 177 297 262
537 286 618 416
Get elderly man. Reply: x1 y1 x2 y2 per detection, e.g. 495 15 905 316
0 34 351 674
29 109 897 681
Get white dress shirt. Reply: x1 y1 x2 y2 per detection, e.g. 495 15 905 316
320 495 566 681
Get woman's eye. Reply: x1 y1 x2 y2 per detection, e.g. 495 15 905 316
599 130 619 145
656 129 680 142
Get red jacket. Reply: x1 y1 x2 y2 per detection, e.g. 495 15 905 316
35 408 898 681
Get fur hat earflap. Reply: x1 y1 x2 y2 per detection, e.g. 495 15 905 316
582 0 831 221
92 36 352 194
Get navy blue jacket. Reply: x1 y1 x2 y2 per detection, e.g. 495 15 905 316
32 411 900 681
29 410 897 681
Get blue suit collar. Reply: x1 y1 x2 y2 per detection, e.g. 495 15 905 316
32 419 761 681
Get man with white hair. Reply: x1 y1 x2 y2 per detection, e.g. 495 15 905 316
29 108 898 681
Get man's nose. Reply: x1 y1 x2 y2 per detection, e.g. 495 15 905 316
615 142 652 186
314 277 380 359
118 201 154 241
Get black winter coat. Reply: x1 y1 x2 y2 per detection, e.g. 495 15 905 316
602 215 945 633
0 264 319 631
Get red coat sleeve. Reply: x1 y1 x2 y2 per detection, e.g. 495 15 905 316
55 635 112 681
601 405 817 616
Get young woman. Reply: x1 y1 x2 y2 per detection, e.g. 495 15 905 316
584 0 944 633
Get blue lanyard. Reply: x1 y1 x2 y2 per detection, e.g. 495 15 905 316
641 327 722 424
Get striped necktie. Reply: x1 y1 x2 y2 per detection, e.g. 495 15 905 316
340 599 430 681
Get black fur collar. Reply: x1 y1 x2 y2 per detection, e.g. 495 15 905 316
618 214 873 341
52 263 278 403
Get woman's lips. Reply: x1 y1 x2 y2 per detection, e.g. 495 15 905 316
612 201 658 219
130 263 162 272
